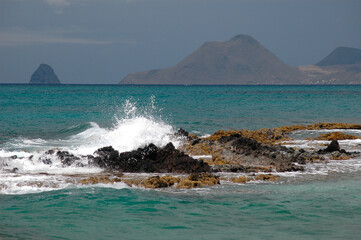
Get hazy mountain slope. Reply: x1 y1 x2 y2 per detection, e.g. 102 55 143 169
120 34 305 85
316 47 361 66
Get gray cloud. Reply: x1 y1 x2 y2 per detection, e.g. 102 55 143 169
42 0 70 7
0 30 112 46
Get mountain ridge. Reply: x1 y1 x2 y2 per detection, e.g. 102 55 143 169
120 34 305 85
316 47 361 66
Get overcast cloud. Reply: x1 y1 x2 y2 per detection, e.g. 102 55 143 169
1 0 361 84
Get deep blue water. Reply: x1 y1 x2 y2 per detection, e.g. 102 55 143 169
1 85 361 239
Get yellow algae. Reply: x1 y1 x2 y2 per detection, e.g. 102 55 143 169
78 176 122 185
141 176 180 189
311 132 361 141
177 173 220 189
255 174 280 181
121 178 143 187
231 176 253 183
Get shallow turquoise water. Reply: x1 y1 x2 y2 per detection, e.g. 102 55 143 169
1 174 361 240
1 85 361 239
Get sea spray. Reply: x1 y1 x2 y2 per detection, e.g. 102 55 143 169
0 97 182 194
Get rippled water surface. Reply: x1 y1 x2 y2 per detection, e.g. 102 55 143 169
1 85 361 239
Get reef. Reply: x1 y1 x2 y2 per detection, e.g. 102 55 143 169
178 123 361 172
9 122 361 190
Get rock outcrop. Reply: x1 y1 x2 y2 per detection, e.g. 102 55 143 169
29 64 61 84
179 123 361 172
180 133 304 172
89 143 211 173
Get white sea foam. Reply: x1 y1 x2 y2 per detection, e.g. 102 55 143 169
191 155 212 159
0 97 183 194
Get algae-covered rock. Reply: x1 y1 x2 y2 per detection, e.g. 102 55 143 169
231 174 279 183
330 152 351 160
231 176 253 183
276 122 361 133
177 173 220 189
313 132 361 141
255 174 280 181
78 176 122 185
122 178 143 187
141 176 180 188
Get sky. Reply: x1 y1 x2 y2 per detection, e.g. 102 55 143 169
1 0 361 84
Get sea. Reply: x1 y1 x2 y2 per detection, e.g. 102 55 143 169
1 84 361 240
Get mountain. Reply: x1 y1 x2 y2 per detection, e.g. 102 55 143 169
299 47 361 84
120 34 305 85
316 47 361 66
29 64 61 84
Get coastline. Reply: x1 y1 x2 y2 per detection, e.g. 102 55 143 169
2 122 361 193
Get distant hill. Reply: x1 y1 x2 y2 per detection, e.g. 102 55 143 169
316 47 361 66
298 64 361 85
120 34 305 85
29 64 61 84
299 46 361 84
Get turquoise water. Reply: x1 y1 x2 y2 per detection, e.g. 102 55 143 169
1 85 361 239
2 85 361 139
1 174 361 240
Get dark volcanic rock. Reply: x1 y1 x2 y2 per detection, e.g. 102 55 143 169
92 146 120 169
318 140 340 153
30 64 61 84
56 151 80 166
91 143 210 173
181 134 305 172
325 140 340 152
230 136 303 172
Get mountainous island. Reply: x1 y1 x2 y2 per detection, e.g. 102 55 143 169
120 34 361 85
120 34 305 85
29 64 61 84
298 47 361 84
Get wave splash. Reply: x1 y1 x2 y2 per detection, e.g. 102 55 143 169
2 97 180 155
0 97 182 194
